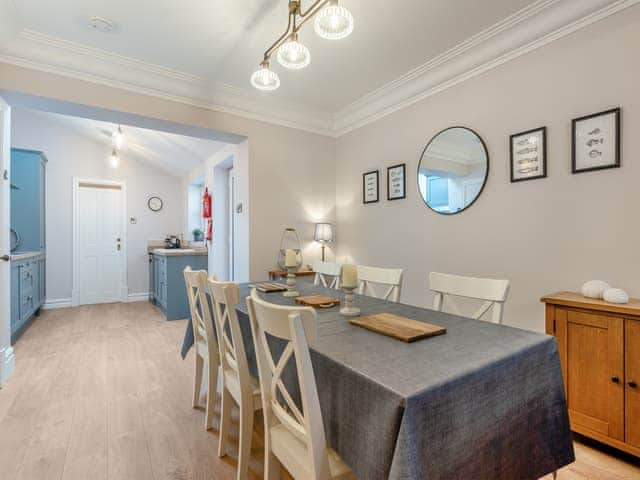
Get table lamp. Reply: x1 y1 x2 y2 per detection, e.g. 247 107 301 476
314 223 333 262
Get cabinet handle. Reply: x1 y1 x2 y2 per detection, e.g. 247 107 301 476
611 376 620 383
629 381 638 389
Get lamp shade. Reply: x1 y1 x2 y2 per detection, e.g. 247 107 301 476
314 223 333 244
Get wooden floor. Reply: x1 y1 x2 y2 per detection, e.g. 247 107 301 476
1 302 639 480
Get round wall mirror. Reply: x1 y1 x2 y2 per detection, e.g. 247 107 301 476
417 127 489 215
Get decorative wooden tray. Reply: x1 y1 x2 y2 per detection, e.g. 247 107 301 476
350 313 446 342
253 283 288 293
295 295 341 308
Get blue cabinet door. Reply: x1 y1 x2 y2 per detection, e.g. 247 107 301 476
38 256 46 306
10 263 20 332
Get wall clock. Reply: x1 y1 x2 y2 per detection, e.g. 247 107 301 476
148 196 163 212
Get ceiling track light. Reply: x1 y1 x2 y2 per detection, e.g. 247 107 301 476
110 148 120 168
112 124 124 150
251 0 354 91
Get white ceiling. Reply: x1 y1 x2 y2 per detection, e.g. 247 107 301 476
23 109 228 177
0 1 633 135
3 0 533 111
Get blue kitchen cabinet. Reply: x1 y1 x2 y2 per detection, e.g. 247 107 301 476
10 148 47 343
10 253 46 343
151 252 208 320
11 149 46 252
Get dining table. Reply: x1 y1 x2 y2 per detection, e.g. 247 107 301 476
181 282 574 480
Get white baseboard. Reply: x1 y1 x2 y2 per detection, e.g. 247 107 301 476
43 298 73 309
0 346 15 386
71 289 79 307
127 292 150 302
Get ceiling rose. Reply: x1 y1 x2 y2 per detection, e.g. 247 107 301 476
251 0 354 91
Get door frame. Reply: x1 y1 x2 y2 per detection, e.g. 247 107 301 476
0 96 15 385
72 177 128 306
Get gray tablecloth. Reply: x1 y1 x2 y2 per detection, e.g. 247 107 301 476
181 282 573 480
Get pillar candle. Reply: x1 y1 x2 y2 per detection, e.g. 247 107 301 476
342 264 358 289
285 249 297 268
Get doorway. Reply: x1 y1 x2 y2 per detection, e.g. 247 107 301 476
73 179 127 305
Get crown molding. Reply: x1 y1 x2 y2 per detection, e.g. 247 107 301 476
0 0 636 138
0 29 335 136
333 0 640 136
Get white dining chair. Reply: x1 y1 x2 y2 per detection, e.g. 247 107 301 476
208 279 262 480
312 261 342 290
357 265 403 302
183 266 219 429
428 272 510 324
247 289 352 480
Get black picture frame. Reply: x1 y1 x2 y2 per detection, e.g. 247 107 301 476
510 126 547 182
362 170 379 204
387 163 406 200
572 107 621 174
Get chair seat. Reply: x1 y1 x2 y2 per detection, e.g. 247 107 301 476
270 423 352 479
223 370 262 410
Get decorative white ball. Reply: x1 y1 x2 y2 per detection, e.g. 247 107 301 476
603 288 629 304
581 280 611 299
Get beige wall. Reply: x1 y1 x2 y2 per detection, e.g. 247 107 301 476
11 108 184 301
335 7 640 332
0 64 337 282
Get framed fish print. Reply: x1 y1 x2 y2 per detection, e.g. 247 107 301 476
363 170 379 204
572 108 620 173
510 127 547 182
387 163 406 200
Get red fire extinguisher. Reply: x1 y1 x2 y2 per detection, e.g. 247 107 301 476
202 187 212 219
206 218 213 241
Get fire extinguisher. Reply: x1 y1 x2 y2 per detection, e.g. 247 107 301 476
202 187 212 219
206 218 213 241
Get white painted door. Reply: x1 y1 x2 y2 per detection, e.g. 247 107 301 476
78 186 123 304
0 96 14 384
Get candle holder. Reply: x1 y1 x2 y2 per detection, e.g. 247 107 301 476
283 266 299 297
340 286 360 316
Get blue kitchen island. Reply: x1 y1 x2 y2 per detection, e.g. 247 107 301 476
149 248 208 320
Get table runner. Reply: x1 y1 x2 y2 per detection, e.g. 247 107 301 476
181 282 573 479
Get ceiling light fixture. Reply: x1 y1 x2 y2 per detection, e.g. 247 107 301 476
110 149 120 168
112 125 124 150
250 0 354 91
277 33 311 70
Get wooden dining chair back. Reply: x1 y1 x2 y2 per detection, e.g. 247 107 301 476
312 261 342 290
247 289 351 480
357 265 403 302
183 266 219 429
208 279 261 480
429 272 510 324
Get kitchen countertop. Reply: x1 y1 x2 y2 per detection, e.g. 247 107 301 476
10 251 45 261
150 248 208 257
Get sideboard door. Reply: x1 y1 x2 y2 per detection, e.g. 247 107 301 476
626 319 640 448
560 309 624 441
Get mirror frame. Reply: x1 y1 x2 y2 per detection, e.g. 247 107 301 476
417 126 490 216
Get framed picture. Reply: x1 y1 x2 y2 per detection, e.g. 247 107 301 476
363 170 379 204
387 163 406 200
572 108 620 173
510 127 547 182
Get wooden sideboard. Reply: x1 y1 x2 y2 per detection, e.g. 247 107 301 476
542 292 640 457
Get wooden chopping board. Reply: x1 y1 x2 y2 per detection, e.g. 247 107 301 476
295 295 340 308
350 313 446 342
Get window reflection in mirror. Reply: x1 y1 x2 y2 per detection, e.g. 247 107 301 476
418 127 488 215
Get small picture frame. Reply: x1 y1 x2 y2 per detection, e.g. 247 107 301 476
363 170 379 204
387 163 406 200
510 127 547 182
572 108 620 174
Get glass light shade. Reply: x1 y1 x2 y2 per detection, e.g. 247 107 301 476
314 223 333 243
109 149 120 168
112 125 124 150
250 65 280 91
314 3 354 40
277 38 311 70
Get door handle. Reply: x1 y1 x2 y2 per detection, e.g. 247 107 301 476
629 381 638 389
0 255 9 261
611 376 620 383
